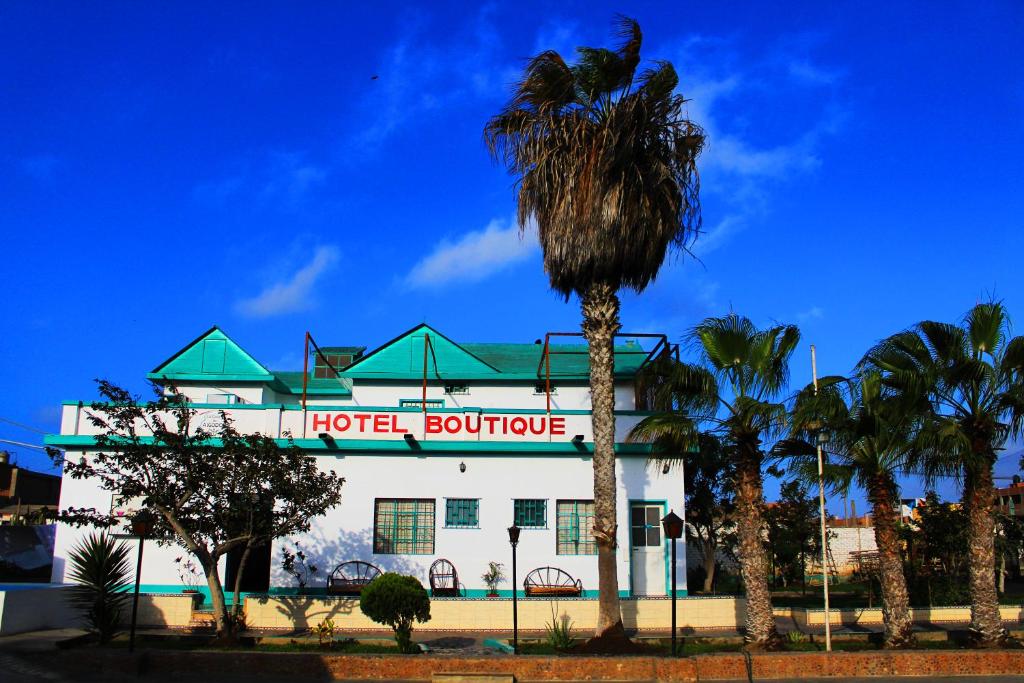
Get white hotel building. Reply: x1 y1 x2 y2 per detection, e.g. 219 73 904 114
47 323 686 601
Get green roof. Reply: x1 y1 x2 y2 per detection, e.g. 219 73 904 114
148 327 273 381
342 324 501 379
145 323 653 391
462 342 649 379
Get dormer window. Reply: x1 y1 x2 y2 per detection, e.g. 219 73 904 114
314 353 353 379
444 384 470 395
534 383 557 395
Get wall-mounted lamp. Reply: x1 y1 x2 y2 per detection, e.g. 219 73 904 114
404 434 417 444
662 462 671 474
572 434 584 444
459 461 466 473
318 433 336 448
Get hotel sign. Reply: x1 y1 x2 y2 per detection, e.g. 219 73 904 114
307 410 577 442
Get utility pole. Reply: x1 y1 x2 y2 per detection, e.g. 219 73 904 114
811 345 832 652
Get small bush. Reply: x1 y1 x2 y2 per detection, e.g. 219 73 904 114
787 630 808 644
544 608 574 650
310 617 336 647
360 573 430 653
66 532 133 644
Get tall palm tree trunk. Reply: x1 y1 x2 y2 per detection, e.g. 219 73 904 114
733 442 781 649
963 462 1006 646
867 475 914 648
581 281 625 640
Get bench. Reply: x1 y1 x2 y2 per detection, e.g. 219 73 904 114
429 558 462 597
523 566 582 597
327 560 382 595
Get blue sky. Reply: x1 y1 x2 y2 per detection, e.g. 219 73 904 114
1 2 1021 511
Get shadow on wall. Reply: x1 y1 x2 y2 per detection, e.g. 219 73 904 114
266 527 425 631
276 526 424 589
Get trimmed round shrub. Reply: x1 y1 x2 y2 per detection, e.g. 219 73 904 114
359 573 431 653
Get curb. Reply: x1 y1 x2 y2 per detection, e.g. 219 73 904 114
35 647 1024 681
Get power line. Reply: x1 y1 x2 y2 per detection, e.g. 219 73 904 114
0 438 47 451
0 416 46 435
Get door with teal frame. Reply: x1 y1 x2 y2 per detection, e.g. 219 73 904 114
628 500 668 596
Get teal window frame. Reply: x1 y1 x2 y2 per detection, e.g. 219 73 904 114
444 498 479 528
556 500 597 555
399 398 445 409
630 504 663 548
513 499 547 528
373 498 435 555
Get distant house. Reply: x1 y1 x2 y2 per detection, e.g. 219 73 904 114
996 478 1024 518
0 452 61 524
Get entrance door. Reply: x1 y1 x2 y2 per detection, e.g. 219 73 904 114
630 503 666 596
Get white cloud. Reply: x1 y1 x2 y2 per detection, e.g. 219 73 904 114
797 306 825 322
668 47 844 258
787 60 841 86
354 6 510 149
235 246 339 318
405 218 538 289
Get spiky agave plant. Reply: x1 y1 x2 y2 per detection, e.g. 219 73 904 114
485 16 704 645
66 531 133 644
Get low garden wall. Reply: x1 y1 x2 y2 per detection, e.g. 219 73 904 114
242 595 746 632
125 592 1024 632
775 604 1024 628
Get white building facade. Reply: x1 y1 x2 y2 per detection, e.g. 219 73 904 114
47 324 686 600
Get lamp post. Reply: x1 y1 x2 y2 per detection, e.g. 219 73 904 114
810 345 832 652
507 524 521 654
129 509 155 654
661 510 684 656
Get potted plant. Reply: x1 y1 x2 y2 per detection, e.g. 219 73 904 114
174 555 203 606
481 561 505 597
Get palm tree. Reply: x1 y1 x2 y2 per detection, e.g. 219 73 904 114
631 314 799 648
778 372 918 648
484 17 704 643
862 302 1024 647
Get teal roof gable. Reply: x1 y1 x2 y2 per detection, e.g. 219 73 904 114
342 324 501 379
147 326 273 381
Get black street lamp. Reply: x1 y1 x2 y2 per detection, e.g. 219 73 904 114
129 509 155 654
661 510 684 657
507 524 521 654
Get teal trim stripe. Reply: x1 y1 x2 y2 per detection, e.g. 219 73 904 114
44 433 657 456
63 400 656 417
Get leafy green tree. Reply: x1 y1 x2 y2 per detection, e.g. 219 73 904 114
777 371 919 647
360 573 431 653
862 302 1024 646
485 16 704 644
631 314 799 649
51 380 345 642
905 492 970 607
66 531 133 644
681 434 735 593
765 480 819 589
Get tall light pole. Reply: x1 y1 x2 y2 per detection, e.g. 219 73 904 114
811 345 832 652
129 509 155 654
507 524 521 655
661 510 684 656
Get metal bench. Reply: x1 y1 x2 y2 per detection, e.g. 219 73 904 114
523 566 583 597
429 558 462 597
326 560 382 596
